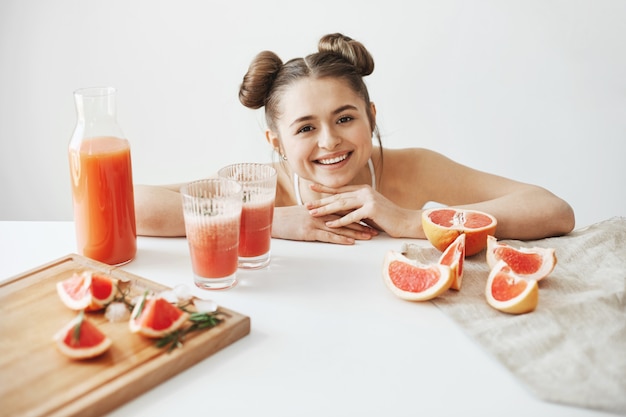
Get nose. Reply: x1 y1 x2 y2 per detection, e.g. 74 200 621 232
317 126 341 150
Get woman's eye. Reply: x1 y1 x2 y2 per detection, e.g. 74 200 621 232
297 125 314 134
338 116 353 124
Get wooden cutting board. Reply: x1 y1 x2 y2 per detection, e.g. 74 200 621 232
0 254 251 417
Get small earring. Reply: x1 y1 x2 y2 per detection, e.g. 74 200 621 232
274 148 287 161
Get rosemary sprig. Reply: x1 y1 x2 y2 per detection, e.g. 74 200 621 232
113 283 132 310
132 290 149 320
155 311 223 353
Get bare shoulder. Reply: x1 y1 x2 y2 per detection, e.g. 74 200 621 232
377 147 445 208
380 147 448 176
383 146 445 160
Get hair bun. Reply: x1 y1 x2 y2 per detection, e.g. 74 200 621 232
239 50 283 109
317 33 374 76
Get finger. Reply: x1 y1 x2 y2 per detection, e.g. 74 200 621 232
322 216 378 237
341 221 377 234
311 214 376 240
309 183 340 194
316 231 355 245
310 183 363 195
315 228 374 245
324 209 369 229
329 220 378 238
312 213 375 233
307 195 358 216
306 193 342 210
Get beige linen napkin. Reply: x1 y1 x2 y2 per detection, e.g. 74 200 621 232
408 217 626 415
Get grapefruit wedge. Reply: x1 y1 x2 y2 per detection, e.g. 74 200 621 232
486 236 556 281
57 272 91 311
57 271 118 311
89 273 118 309
422 208 497 256
129 294 190 338
485 260 539 314
383 251 453 301
438 233 466 291
54 311 112 360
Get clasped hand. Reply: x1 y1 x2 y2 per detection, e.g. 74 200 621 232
304 183 416 241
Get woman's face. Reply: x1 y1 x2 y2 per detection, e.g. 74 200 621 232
270 77 375 188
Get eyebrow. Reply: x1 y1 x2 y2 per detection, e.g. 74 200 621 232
288 104 359 128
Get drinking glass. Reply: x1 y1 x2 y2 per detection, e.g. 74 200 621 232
181 179 243 290
218 163 277 269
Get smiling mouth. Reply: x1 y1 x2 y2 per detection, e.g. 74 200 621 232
316 152 350 165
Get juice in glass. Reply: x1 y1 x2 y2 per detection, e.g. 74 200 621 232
181 179 242 290
239 199 274 258
186 214 240 280
69 136 136 265
217 163 277 269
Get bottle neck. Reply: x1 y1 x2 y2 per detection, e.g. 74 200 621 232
74 87 116 121
72 87 124 140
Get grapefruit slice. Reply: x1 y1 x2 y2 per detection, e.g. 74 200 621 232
89 272 118 310
383 250 453 301
486 236 556 281
53 311 112 360
422 208 497 257
129 294 190 338
438 233 466 290
57 271 118 311
57 272 92 311
485 260 539 314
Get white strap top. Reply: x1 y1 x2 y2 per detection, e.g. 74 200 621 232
293 158 376 206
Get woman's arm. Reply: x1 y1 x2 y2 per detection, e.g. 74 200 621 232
134 183 378 243
306 148 575 241
446 183 575 240
134 184 186 237
420 151 575 240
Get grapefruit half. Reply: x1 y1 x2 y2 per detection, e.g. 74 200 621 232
54 312 112 360
486 236 556 281
57 271 118 312
129 295 190 338
438 233 466 291
422 208 497 256
485 260 539 314
383 250 453 301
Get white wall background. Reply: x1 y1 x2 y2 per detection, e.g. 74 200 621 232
1 0 625 229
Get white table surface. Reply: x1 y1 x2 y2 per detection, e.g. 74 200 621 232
0 221 611 417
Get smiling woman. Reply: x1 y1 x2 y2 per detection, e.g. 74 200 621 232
266 77 376 195
134 33 575 245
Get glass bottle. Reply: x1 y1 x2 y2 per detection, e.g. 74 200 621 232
68 87 137 265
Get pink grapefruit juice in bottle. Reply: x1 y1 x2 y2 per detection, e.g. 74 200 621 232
68 87 136 265
69 136 136 264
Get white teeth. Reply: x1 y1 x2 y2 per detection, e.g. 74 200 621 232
318 154 348 165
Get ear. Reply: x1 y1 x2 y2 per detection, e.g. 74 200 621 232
265 129 281 152
369 102 377 132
